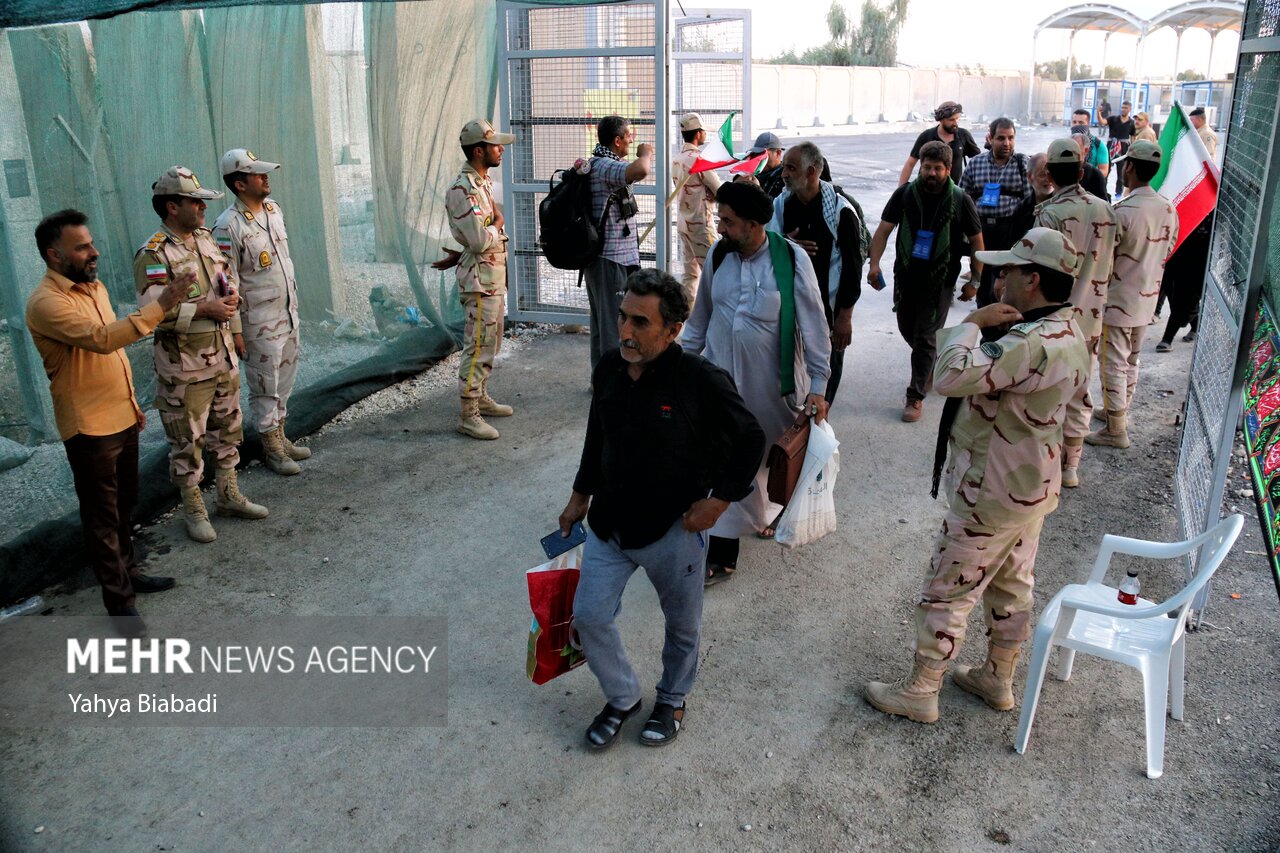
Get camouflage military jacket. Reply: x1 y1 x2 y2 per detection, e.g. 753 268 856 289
934 305 1091 528
1034 185 1119 351
673 142 722 233
212 197 300 341
445 164 507 294
1105 187 1179 327
133 225 240 384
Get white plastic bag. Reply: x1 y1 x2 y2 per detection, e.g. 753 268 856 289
775 420 840 549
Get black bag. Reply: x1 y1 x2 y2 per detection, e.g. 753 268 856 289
538 168 602 271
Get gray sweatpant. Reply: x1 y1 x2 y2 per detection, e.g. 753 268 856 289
573 518 708 709
583 257 635 370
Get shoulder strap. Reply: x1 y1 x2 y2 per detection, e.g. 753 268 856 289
768 231 797 397
711 240 730 274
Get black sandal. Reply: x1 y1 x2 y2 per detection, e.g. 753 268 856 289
585 700 641 751
704 563 735 587
640 702 685 747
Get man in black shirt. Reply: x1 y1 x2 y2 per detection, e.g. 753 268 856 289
1107 100 1136 198
771 141 865 403
870 141 984 423
899 101 982 186
1071 127 1111 202
558 268 764 751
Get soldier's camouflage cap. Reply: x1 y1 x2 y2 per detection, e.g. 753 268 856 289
459 119 516 146
1046 138 1082 164
679 112 703 132
975 226 1082 276
220 148 281 176
1126 140 1162 164
151 166 223 199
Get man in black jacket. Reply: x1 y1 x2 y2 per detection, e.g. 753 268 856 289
558 268 765 751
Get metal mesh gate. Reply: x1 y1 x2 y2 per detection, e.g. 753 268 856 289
498 0 667 323
1175 0 1280 609
669 10 750 267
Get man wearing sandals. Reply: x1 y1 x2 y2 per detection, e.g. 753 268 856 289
864 228 1090 723
558 269 764 749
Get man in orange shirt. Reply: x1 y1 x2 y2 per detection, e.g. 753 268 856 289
26 209 188 637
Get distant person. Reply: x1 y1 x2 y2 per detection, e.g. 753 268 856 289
1034 139 1121 487
582 115 653 370
898 101 981 187
864 228 1090 724
431 119 518 441
26 209 184 638
1107 101 1136 198
749 132 786 198
559 269 764 750
959 117 1033 306
1008 152 1054 242
683 181 831 582
869 141 984 423
1070 108 1111 179
1071 126 1111 201
1133 111 1158 144
1088 141 1179 449
768 141 865 404
1189 107 1218 158
1097 99 1112 136
672 113 723 300
214 148 312 470
135 167 268 543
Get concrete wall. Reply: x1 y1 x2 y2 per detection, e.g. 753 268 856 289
204 4 342 323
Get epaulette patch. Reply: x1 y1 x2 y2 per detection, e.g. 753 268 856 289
1009 321 1039 336
980 341 1004 359
242 210 255 222
265 203 275 213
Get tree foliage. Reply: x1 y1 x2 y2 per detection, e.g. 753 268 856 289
1177 69 1207 81
1034 58 1129 81
769 0 909 67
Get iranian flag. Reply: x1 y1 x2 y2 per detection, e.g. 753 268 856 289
690 112 739 174
1151 102 1220 251
730 151 769 175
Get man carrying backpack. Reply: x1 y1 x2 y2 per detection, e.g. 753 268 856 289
583 115 653 370
433 118 517 441
767 141 865 405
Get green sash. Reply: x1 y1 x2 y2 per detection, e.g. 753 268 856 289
768 230 797 396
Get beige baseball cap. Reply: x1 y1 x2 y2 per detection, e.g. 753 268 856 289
975 227 1082 277
679 112 704 132
1126 140 1162 164
220 148 281 176
459 119 516 146
151 166 223 199
1046 138 1082 165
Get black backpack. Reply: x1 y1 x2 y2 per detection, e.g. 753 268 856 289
539 167 613 271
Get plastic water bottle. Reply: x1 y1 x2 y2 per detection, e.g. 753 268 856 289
0 595 44 623
1114 571 1140 634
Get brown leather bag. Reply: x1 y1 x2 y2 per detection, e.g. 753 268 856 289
766 412 811 506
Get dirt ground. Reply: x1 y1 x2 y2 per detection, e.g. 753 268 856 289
1 277 1278 851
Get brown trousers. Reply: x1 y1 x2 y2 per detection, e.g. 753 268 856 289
64 425 140 614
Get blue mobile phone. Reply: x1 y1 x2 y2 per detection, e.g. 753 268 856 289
541 522 587 559
873 271 887 291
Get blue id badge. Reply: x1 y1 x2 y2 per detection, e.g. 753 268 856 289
911 229 935 260
980 182 1001 207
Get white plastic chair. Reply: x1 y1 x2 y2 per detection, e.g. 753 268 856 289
1014 513 1244 779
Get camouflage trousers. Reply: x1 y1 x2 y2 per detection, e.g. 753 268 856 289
458 289 505 399
1064 320 1103 440
1099 324 1144 413
154 370 244 487
678 226 714 301
915 512 1045 662
243 329 300 432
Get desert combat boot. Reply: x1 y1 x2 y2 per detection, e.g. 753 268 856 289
951 643 1021 711
279 419 311 460
864 656 948 724
478 389 513 417
261 425 301 476
179 485 217 543
214 468 270 519
1085 410 1131 449
457 397 499 440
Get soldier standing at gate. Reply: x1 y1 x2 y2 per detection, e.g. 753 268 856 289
213 148 311 476
433 119 517 440
672 112 722 301
134 166 269 543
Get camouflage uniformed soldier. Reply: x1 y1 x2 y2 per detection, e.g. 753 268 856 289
432 119 516 441
134 166 268 543
1088 141 1179 450
672 112 723 298
212 148 310 476
865 228 1090 724
1034 138 1120 487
